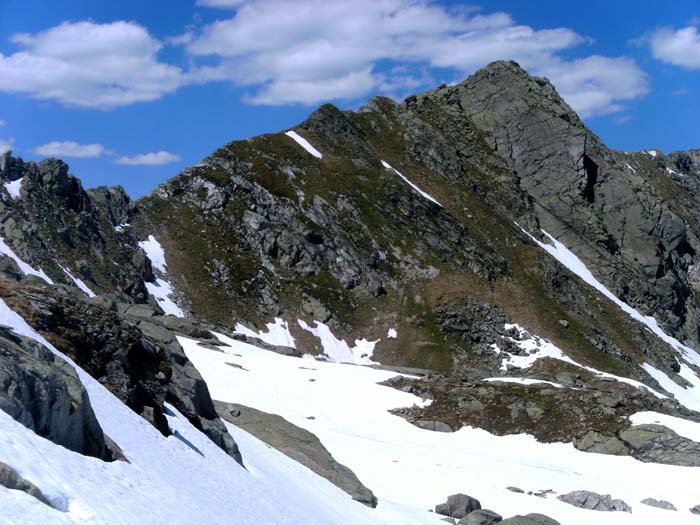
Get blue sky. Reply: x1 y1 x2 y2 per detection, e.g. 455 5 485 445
0 0 698 198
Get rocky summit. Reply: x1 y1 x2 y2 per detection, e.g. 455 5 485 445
2 61 700 525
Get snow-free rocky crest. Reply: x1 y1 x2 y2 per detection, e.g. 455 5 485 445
1 61 700 524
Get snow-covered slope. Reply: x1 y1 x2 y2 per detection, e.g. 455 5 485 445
182 333 700 525
0 299 402 525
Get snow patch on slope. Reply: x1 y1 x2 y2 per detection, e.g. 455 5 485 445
145 278 184 317
298 319 378 365
285 130 323 159
491 324 665 399
3 177 23 199
0 237 53 284
183 333 700 525
381 160 442 207
483 377 564 388
138 235 184 317
234 317 296 348
59 265 96 298
138 235 168 273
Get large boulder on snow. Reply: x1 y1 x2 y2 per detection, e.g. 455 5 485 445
216 401 377 507
435 493 482 518
557 490 631 512
0 326 112 460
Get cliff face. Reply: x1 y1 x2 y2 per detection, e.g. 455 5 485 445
434 61 700 346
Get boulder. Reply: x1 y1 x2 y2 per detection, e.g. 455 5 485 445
500 514 561 525
458 509 502 524
216 401 376 507
435 493 482 519
618 424 700 466
574 431 627 456
414 420 453 433
0 328 111 461
557 490 631 512
0 462 53 507
640 498 677 511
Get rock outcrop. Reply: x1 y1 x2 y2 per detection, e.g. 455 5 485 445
216 401 376 506
557 490 631 512
0 325 112 460
0 462 53 508
435 493 482 519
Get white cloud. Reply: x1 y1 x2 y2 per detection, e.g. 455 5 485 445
0 138 14 154
651 26 700 69
0 21 183 109
33 141 104 158
186 0 648 117
0 120 5 126
0 4 650 118
539 56 649 117
115 151 181 165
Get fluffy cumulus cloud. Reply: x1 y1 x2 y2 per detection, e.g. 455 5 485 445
186 0 649 117
33 141 105 158
115 151 181 165
0 21 183 109
650 26 700 69
0 2 650 117
540 56 649 117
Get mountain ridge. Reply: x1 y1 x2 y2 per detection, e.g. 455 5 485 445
1 60 700 524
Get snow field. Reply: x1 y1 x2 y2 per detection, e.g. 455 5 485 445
0 297 386 525
183 333 700 525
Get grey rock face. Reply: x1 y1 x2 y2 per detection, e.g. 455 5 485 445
458 509 502 524
0 461 53 507
1 283 241 465
668 149 700 177
228 333 300 357
0 327 110 460
690 504 700 514
572 423 700 467
435 493 482 519
0 153 152 303
557 490 631 512
618 424 700 466
500 514 561 525
427 60 700 348
216 401 376 507
640 497 677 511
414 419 453 432
574 431 627 456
